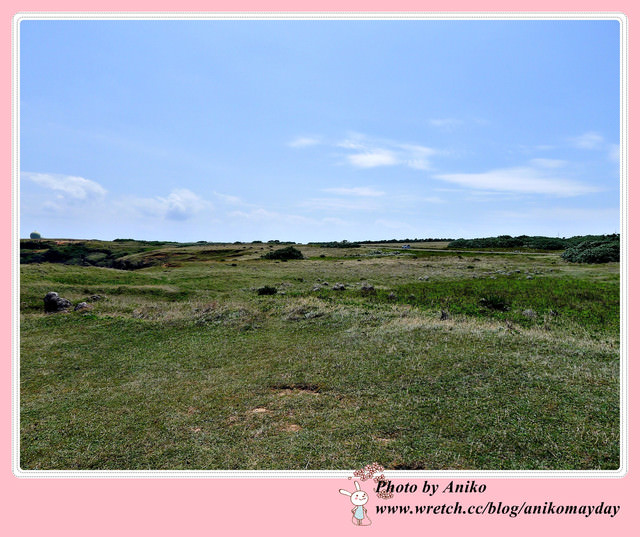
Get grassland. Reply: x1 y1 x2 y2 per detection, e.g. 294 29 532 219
19 241 620 470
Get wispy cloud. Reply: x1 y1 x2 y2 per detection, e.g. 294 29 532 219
569 131 605 150
434 160 600 197
23 172 107 200
287 131 440 170
212 191 245 205
288 136 321 148
321 186 385 197
125 189 211 221
338 133 437 170
347 149 398 168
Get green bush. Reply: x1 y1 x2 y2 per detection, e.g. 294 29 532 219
562 239 620 263
257 285 278 295
262 246 304 260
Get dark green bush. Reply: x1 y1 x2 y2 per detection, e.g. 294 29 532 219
262 246 304 260
257 285 278 295
562 238 620 263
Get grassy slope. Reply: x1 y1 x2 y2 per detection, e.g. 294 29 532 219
20 243 620 470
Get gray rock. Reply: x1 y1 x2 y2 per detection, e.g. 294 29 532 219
522 309 537 319
361 283 375 293
44 292 72 313
333 283 346 291
440 310 450 321
74 302 92 312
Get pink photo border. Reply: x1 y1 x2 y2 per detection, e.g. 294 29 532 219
4 2 635 535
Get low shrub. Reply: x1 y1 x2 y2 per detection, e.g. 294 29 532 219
562 237 620 263
257 285 278 295
262 246 304 260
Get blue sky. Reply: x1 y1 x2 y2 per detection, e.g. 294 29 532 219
19 18 621 242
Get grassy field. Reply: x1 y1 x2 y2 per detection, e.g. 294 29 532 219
19 241 620 470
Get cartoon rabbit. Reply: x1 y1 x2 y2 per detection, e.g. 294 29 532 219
339 481 372 526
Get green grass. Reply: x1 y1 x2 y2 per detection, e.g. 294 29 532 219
19 242 620 470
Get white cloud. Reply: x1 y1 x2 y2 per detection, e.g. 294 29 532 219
288 132 439 170
570 131 605 150
322 186 385 197
288 136 321 148
23 172 107 200
338 133 437 170
434 165 600 197
212 191 244 205
336 138 366 150
126 189 210 221
347 149 398 168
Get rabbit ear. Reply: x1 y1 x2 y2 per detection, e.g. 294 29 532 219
339 489 353 496
354 481 361 491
